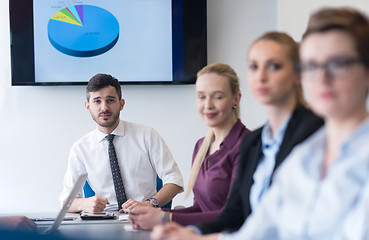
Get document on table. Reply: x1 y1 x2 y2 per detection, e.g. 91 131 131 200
118 213 129 222
124 224 142 232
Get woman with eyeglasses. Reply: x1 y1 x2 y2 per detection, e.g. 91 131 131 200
151 7 369 240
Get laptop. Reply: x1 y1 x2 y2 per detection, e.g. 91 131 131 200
37 173 87 234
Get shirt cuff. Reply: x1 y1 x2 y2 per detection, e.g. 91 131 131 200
187 225 203 235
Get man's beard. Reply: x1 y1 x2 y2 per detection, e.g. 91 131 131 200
92 111 120 128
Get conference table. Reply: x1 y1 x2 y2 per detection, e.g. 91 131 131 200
26 212 151 240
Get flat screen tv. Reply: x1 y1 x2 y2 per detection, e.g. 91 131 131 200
9 0 207 85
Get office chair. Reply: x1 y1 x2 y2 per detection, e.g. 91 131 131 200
83 176 172 209
83 180 95 198
156 176 172 209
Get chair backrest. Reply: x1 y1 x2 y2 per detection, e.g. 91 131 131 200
156 176 172 209
83 176 172 209
83 180 95 198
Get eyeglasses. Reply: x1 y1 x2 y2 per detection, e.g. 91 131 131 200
300 56 364 79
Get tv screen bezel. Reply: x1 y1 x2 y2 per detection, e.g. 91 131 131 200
9 0 207 86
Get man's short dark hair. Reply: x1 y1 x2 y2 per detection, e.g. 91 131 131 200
86 73 122 101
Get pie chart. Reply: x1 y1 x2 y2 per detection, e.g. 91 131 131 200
47 5 119 57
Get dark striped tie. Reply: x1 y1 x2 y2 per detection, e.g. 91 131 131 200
106 134 127 210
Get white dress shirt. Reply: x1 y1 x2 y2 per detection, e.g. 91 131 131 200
60 120 183 211
337 178 369 240
224 118 369 240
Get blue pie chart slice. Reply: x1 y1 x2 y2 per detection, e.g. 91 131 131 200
48 5 119 57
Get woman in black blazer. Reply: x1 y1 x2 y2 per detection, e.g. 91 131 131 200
151 32 323 240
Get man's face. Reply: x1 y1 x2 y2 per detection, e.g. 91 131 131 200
85 86 125 133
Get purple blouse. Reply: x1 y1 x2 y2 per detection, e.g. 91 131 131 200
170 120 250 225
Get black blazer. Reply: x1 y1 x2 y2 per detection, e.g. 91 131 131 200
197 105 324 234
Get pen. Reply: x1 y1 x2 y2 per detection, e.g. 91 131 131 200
123 208 135 215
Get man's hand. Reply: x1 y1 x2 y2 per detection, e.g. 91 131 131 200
69 195 110 212
0 216 36 232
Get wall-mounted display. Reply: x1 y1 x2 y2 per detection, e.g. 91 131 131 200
9 0 207 85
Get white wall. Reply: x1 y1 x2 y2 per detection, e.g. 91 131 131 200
278 0 369 41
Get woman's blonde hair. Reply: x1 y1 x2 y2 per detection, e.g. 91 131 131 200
185 62 241 197
251 31 307 106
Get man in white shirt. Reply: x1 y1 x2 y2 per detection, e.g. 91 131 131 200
60 73 183 212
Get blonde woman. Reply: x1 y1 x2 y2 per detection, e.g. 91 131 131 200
125 63 250 230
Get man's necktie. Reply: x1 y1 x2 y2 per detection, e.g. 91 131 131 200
106 134 127 210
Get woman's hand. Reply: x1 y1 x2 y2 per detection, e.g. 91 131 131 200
151 222 201 240
128 205 163 230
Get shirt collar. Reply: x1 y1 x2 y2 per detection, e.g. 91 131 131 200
220 119 246 149
262 115 291 150
339 117 369 159
96 120 126 142
303 117 369 178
